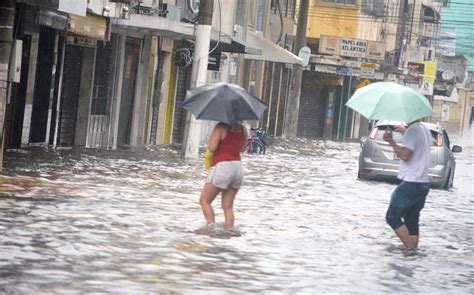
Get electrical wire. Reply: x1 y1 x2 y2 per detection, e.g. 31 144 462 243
207 0 221 55
275 0 284 45
192 0 222 67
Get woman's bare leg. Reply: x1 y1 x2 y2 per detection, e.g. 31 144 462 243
221 188 238 228
199 183 221 225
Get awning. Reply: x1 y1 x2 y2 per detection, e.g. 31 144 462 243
313 64 385 80
38 9 68 31
219 38 261 55
112 14 230 43
244 32 303 65
68 13 110 41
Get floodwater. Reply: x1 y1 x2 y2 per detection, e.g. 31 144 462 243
0 133 472 294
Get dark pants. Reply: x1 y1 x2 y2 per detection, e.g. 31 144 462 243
386 181 430 235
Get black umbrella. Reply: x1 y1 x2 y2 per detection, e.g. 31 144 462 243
181 82 268 124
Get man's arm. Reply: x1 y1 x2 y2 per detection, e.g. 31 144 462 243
383 130 413 161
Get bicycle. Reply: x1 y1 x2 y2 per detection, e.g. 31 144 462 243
247 128 271 154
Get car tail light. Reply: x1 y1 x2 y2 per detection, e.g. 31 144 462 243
362 168 372 174
435 134 443 147
369 128 377 140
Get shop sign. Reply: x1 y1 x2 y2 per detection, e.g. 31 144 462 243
319 73 343 86
298 46 311 67
319 35 386 61
340 38 367 58
68 14 109 40
418 61 437 96
360 63 375 77
407 62 424 83
336 66 352 75
356 79 371 89
175 44 222 71
366 42 386 60
207 48 222 71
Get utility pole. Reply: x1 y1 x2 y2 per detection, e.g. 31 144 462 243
182 0 214 158
283 0 309 139
0 0 15 168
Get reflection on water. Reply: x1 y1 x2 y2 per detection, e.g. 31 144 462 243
0 133 473 293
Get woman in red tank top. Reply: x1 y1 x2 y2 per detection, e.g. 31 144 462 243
199 122 247 228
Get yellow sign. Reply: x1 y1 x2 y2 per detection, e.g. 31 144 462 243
357 79 371 89
417 61 437 95
361 63 376 69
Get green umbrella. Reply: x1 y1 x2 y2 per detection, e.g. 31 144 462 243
345 82 433 123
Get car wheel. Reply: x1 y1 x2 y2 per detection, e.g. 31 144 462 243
448 169 454 189
443 169 453 189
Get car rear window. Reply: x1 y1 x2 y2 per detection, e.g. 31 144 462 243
375 127 404 143
374 126 437 146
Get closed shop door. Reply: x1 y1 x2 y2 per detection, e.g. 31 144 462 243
297 71 325 138
57 43 83 146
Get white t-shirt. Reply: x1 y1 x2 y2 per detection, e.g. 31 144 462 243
398 122 431 183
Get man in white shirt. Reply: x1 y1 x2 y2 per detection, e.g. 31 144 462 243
383 121 431 249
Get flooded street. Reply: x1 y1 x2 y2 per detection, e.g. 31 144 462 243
0 133 472 294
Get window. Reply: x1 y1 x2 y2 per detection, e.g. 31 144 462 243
319 0 356 5
236 0 244 26
257 0 266 31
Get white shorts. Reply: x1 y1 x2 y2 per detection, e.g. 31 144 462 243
206 161 243 190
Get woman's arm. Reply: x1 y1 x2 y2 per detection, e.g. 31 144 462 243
208 123 225 152
241 125 248 153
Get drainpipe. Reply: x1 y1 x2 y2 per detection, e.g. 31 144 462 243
53 40 66 148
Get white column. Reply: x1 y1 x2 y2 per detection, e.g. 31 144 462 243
183 24 212 158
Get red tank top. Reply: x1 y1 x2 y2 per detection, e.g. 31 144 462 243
213 127 246 165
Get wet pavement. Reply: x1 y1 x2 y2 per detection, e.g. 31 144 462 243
0 132 472 294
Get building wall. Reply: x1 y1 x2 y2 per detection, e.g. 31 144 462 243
307 0 359 39
357 0 403 51
130 35 152 147
432 86 471 135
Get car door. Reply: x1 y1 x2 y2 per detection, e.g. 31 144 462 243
443 129 455 171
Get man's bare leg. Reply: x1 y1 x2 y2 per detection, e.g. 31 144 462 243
199 183 221 225
394 225 416 249
411 235 419 248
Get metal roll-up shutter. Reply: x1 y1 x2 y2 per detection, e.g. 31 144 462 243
58 43 83 146
297 71 325 138
172 66 190 144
